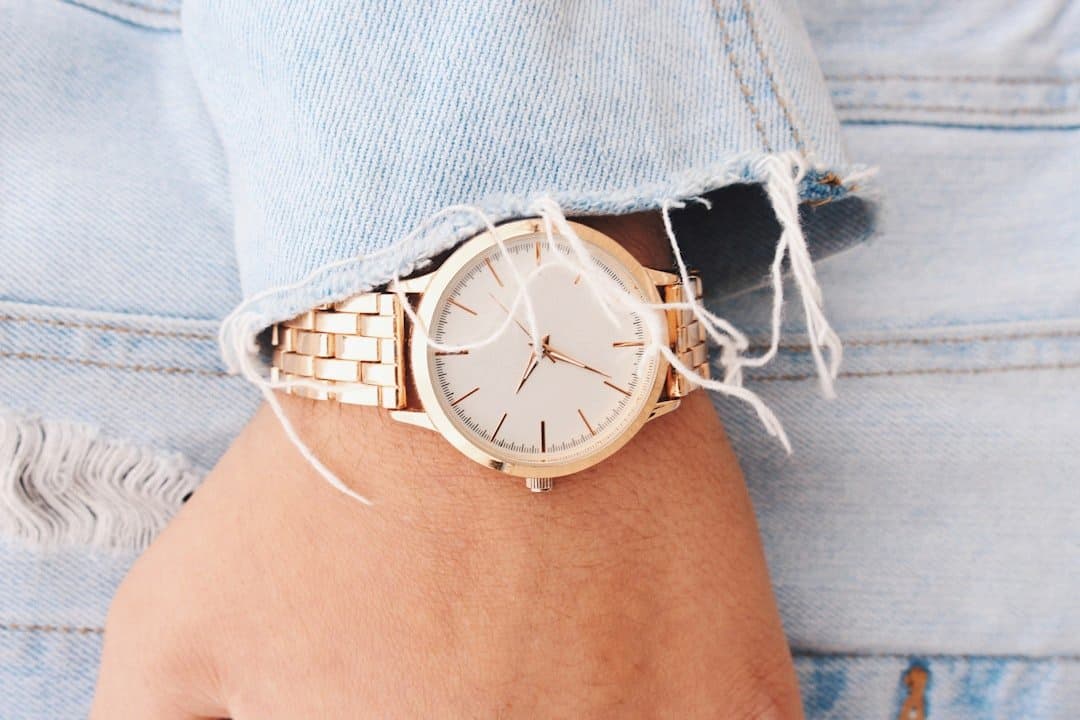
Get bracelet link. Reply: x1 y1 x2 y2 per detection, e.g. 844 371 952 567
271 292 406 409
662 274 710 399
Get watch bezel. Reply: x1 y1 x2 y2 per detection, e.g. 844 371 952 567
410 218 670 479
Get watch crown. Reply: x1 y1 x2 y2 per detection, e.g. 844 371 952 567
525 477 554 493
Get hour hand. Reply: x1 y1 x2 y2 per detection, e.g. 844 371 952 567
514 352 538 394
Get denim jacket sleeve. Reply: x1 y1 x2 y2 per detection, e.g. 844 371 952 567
178 1 873 370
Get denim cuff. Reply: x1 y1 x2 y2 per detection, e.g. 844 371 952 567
179 0 875 369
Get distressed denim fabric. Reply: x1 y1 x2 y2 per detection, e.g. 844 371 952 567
183 0 868 363
1 1 1078 719
1 3 259 712
713 1 1080 716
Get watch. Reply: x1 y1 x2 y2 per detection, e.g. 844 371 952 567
270 218 709 492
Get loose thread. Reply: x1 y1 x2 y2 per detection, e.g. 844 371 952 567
760 153 842 397
219 155 844 504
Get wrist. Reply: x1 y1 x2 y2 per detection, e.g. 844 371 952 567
272 386 733 522
185 389 802 717
575 211 676 270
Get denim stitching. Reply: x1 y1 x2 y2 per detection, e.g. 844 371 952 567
0 315 217 341
0 622 104 635
826 73 1079 86
753 361 1080 382
834 103 1079 116
739 0 807 152
0 351 227 377
711 1 773 152
65 0 178 16
794 649 1080 660
752 328 1080 353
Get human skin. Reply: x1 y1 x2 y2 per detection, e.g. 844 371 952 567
91 214 804 719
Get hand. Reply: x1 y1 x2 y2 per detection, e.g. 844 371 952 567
91 212 803 719
91 391 802 719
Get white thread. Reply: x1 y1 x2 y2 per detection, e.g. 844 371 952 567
219 154 846 504
533 200 792 452
660 200 750 358
759 153 843 397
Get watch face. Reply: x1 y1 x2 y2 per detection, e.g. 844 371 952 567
414 221 664 476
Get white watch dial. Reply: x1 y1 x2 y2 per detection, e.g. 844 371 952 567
423 230 660 470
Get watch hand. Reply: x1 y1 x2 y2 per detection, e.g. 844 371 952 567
488 292 533 341
543 344 612 379
515 352 540 394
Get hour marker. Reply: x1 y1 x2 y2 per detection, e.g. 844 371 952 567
603 380 632 397
535 238 542 265
484 257 503 287
612 341 644 348
540 420 546 453
491 412 508 442
448 297 478 316
435 350 470 356
573 274 582 285
577 409 595 436
451 386 479 406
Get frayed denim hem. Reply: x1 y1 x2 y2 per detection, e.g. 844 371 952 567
218 151 875 504
220 152 872 378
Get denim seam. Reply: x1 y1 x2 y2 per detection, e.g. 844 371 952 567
711 1 773 152
0 622 104 635
64 0 177 16
60 0 181 32
833 102 1080 116
826 73 1079 86
754 328 1080 353
740 0 808 152
0 351 227 377
839 118 1080 131
0 315 217 341
793 650 1080 662
752 361 1080 382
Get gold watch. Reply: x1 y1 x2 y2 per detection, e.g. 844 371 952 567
271 219 709 491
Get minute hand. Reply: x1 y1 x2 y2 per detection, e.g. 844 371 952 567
544 345 611 379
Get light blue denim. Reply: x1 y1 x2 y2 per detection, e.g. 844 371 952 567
180 0 864 350
1 0 1077 718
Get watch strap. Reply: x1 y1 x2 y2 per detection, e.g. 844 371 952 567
664 274 711 398
271 291 407 409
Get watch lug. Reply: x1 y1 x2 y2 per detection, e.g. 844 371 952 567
645 266 680 286
647 398 681 422
389 409 436 431
390 271 434 295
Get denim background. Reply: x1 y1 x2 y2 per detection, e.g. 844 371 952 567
1 0 1078 717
